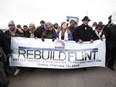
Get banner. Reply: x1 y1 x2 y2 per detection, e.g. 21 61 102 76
10 37 106 69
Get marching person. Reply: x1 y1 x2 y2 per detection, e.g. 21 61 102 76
92 22 97 30
0 46 9 87
0 30 9 87
53 23 60 33
23 25 28 32
68 20 77 34
41 22 56 41
23 23 41 72
56 22 73 41
5 20 23 76
23 23 40 38
73 16 93 71
0 30 11 75
93 24 103 40
106 13 116 71
101 15 113 65
36 20 45 38
73 16 94 43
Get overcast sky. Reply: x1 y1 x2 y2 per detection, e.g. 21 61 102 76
0 0 116 28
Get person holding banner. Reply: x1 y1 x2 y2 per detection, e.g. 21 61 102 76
73 16 93 43
5 21 23 76
41 22 56 41
36 20 45 38
23 23 40 38
56 22 73 40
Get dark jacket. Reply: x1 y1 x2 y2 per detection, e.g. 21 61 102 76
105 24 116 50
5 29 23 46
23 30 40 38
36 26 45 38
41 30 56 39
0 30 11 55
93 30 100 40
68 26 75 34
0 47 9 87
73 24 93 42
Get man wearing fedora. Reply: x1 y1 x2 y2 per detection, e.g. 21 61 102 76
73 16 93 43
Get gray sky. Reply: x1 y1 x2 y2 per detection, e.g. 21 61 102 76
0 0 116 28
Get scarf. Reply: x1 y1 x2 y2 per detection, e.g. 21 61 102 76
9 29 17 36
29 30 35 38
59 29 68 40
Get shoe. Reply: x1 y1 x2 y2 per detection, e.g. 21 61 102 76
107 65 115 71
14 69 21 76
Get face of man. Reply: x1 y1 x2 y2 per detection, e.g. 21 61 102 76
9 24 15 31
83 20 89 25
40 23 45 28
54 24 58 29
70 20 76 27
23 26 28 31
29 24 35 31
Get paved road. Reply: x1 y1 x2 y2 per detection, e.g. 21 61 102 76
8 65 116 87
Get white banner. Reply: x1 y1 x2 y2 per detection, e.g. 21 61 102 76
10 37 106 69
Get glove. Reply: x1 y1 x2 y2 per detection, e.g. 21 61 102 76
42 38 45 42
52 38 55 42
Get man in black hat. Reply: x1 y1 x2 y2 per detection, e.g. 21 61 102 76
73 16 93 43
36 20 45 38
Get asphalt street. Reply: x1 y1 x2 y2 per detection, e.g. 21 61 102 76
8 64 116 87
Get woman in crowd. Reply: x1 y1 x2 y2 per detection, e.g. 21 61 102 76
93 24 103 40
41 22 56 41
57 22 73 40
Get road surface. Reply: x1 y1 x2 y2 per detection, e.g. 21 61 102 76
8 64 116 87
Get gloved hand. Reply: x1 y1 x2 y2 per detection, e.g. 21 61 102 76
52 38 55 42
42 38 45 42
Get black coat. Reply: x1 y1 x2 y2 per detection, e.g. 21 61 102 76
23 30 40 38
41 30 56 39
106 24 116 50
36 26 45 38
73 24 93 42
0 30 11 55
0 47 9 87
5 29 23 46
93 30 100 40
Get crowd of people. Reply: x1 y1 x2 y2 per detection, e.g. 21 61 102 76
0 15 116 87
